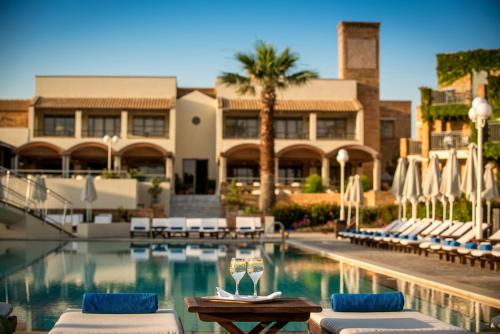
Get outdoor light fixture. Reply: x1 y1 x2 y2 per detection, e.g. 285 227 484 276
468 96 493 240
443 135 453 149
336 149 349 222
102 135 120 171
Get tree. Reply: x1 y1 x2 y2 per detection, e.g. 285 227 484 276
221 42 318 214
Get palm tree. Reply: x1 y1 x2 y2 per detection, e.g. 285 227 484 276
221 42 318 214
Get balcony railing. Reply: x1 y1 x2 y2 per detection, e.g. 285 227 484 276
431 90 471 105
275 131 309 139
82 129 121 138
34 129 75 137
129 130 167 138
224 129 259 139
430 131 470 150
408 140 422 155
488 121 500 142
317 132 356 140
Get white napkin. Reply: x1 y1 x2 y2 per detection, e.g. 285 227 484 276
216 287 282 299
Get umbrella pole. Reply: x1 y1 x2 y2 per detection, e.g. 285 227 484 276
431 198 436 222
397 203 402 222
487 201 492 229
347 203 352 228
442 201 447 222
402 202 407 220
471 200 476 230
426 200 430 219
449 200 454 223
412 201 417 221
355 203 360 231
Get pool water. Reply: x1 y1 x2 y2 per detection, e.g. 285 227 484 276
0 240 497 332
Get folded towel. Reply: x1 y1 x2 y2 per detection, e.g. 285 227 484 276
479 244 493 251
465 242 477 249
82 293 158 314
215 287 282 300
330 292 404 312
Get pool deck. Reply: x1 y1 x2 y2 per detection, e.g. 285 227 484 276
286 233 500 309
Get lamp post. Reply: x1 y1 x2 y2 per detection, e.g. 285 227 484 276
337 149 349 221
468 97 492 240
102 135 119 171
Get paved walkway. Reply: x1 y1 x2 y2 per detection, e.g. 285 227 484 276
286 233 500 308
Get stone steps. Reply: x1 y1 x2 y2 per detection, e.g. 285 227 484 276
170 195 223 218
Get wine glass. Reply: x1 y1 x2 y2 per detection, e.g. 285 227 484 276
247 258 264 297
230 257 247 296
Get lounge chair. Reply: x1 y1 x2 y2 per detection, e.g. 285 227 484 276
152 218 169 238
388 219 432 250
235 216 257 239
94 213 112 224
254 217 264 237
218 218 230 238
167 217 187 237
186 218 202 237
429 225 487 260
130 217 151 238
308 309 467 334
49 293 184 334
200 218 219 238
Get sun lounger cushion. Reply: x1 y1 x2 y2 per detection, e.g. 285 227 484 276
479 243 492 251
310 309 467 334
331 293 404 312
82 293 158 314
49 309 184 334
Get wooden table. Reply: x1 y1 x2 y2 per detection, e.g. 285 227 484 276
184 297 322 334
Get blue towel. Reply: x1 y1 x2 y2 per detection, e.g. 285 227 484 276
479 244 492 251
82 293 158 314
330 292 404 312
465 242 477 249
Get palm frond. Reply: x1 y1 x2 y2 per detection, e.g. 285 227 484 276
285 70 319 86
220 72 256 95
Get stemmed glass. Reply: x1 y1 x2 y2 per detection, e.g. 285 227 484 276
247 258 264 297
230 257 247 296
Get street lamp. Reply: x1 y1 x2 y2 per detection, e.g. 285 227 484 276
102 135 119 171
337 149 349 221
468 97 492 240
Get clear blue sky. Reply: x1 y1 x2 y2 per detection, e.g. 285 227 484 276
1 0 499 131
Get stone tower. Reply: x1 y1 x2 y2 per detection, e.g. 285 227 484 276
337 22 381 153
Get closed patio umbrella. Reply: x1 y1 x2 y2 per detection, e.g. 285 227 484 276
402 158 421 221
442 149 461 222
81 175 97 222
390 157 407 221
461 144 478 228
345 176 354 228
482 163 499 230
426 155 442 222
421 160 433 219
352 175 364 231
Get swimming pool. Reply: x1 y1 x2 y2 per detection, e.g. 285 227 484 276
0 240 497 332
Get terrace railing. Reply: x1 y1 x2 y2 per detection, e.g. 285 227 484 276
430 131 470 150
316 131 356 140
408 140 422 156
0 166 74 236
431 90 471 105
34 129 75 137
488 121 500 142
275 131 309 139
14 169 170 182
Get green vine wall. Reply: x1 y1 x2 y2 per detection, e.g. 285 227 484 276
419 87 469 121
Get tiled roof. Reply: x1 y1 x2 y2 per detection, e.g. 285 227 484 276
0 99 31 111
218 98 362 112
177 87 216 99
34 97 176 110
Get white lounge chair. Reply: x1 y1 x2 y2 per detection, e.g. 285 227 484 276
130 217 151 238
186 218 202 237
94 214 112 224
49 309 184 334
218 218 230 238
152 218 170 238
235 216 258 239
200 218 219 238
167 217 187 237
308 309 467 334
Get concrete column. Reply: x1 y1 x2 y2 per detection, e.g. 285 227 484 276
400 138 409 158
274 157 279 184
121 111 128 139
114 156 122 173
28 106 35 140
165 156 173 181
321 157 330 187
219 156 227 183
309 113 317 140
373 158 381 191
13 155 19 173
75 110 82 138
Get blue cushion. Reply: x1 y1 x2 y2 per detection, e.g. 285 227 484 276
133 226 146 231
240 227 252 231
171 227 183 230
400 235 408 239
465 242 477 250
82 293 158 314
331 292 404 312
431 237 440 243
381 232 389 237
479 244 493 251
408 235 418 241
448 240 460 247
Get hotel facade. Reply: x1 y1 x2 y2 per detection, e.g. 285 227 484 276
0 22 410 213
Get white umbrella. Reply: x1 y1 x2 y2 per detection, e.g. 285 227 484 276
390 158 407 221
402 159 421 221
461 144 478 228
352 175 364 231
441 149 461 222
421 160 433 219
482 163 499 229
426 155 442 222
81 175 97 222
345 176 354 228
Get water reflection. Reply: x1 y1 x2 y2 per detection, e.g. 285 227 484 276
0 241 497 332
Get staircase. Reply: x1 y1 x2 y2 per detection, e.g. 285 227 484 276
170 195 223 218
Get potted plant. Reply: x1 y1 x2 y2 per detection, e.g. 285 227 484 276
148 177 164 214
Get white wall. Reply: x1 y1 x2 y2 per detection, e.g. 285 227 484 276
0 128 29 147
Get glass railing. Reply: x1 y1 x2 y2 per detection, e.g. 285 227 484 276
431 90 471 105
408 140 422 155
430 131 470 150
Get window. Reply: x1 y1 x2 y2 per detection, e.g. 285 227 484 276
41 116 75 137
317 118 348 139
86 116 120 137
224 117 259 138
381 120 395 139
279 166 303 183
275 118 306 139
132 116 166 137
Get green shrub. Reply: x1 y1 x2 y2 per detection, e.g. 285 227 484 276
302 174 324 193
244 206 260 215
148 177 163 204
226 180 244 206
101 169 120 179
359 175 372 191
